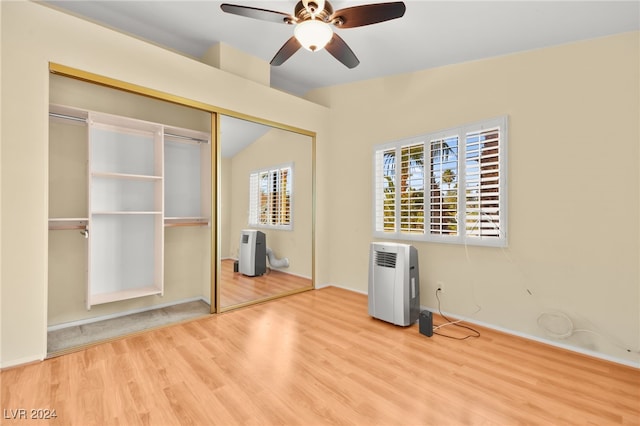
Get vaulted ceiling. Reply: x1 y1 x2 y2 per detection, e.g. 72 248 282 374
45 1 639 96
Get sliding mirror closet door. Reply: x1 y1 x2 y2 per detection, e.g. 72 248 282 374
219 115 313 310
47 74 212 355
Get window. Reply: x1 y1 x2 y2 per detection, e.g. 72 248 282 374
249 163 293 230
373 117 507 247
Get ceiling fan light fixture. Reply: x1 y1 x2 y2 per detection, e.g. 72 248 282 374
294 19 333 52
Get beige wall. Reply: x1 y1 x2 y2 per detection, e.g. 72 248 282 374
226 128 313 278
0 1 329 367
307 32 640 365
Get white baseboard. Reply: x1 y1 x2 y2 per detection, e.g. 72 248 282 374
47 296 209 332
0 354 44 370
420 306 640 369
316 282 367 295
269 268 312 280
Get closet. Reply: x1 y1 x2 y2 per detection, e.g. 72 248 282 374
49 102 210 316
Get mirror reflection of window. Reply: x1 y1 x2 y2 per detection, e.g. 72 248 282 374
250 164 292 228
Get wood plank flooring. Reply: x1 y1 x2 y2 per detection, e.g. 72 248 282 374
2 287 639 425
220 259 312 308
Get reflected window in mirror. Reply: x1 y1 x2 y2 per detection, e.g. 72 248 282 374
249 163 293 230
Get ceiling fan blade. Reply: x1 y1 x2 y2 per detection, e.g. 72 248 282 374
325 33 359 69
331 2 406 28
220 4 293 24
270 37 302 66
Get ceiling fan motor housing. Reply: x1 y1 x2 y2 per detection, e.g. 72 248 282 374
294 0 334 23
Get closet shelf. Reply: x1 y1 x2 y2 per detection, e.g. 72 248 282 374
92 172 162 181
90 286 163 307
91 211 162 215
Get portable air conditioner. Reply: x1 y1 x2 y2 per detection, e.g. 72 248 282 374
368 242 420 326
239 229 266 277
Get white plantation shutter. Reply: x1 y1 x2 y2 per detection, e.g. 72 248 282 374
399 143 425 233
259 171 270 225
373 116 507 247
374 148 396 233
275 167 291 225
248 172 259 226
465 126 502 240
429 135 459 237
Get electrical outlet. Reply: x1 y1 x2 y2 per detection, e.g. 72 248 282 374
436 281 444 294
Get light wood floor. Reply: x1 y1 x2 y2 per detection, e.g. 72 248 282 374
220 259 312 308
2 287 639 425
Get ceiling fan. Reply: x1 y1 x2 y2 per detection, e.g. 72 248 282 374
220 1 406 68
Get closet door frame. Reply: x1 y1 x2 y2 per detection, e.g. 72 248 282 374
49 62 317 315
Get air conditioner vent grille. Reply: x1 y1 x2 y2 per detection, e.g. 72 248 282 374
375 250 397 268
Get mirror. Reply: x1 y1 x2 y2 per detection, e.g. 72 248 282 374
219 115 313 310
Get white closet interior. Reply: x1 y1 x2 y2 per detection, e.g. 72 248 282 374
49 101 211 317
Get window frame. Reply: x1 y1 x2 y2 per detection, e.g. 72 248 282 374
372 116 508 247
248 162 294 231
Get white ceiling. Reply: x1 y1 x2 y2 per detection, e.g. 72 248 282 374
45 1 639 97
220 115 272 157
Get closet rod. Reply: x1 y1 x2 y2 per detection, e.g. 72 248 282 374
164 132 208 144
49 224 87 231
164 222 209 228
49 112 87 123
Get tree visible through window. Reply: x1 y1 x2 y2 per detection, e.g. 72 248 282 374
374 117 507 247
249 164 292 229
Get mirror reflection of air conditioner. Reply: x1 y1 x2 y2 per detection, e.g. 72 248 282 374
239 229 266 277
368 242 420 326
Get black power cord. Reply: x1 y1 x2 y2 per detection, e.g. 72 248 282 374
433 289 481 340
